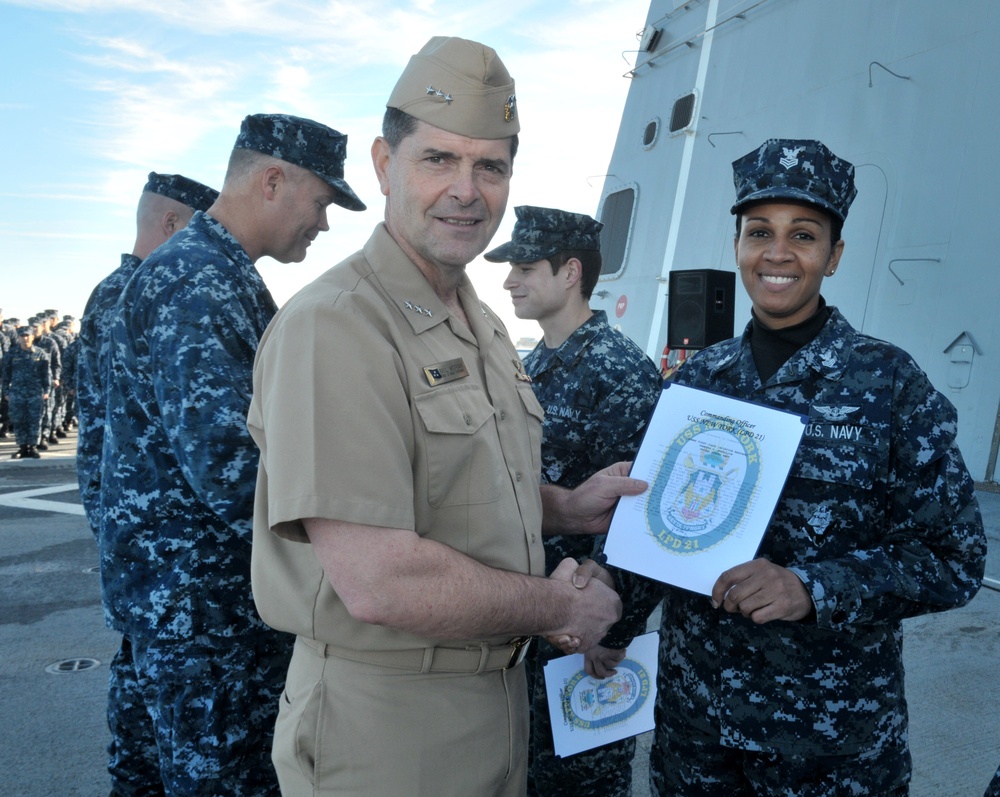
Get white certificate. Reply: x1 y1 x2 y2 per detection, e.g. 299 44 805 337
604 382 806 596
544 631 659 758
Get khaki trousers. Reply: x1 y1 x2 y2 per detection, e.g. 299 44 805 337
273 636 529 796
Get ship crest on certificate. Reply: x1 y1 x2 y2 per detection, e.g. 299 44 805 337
648 422 761 555
560 658 653 732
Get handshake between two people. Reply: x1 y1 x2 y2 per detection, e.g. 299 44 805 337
536 460 648 661
545 555 621 655
534 460 817 675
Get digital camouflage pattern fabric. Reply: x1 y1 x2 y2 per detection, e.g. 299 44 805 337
985 763 1000 797
105 638 162 796
127 635 291 795
100 211 278 639
142 172 218 212
76 252 142 532
484 204 603 265
99 210 291 793
522 309 661 797
1 340 50 448
55 321 77 432
31 320 61 443
524 310 661 567
731 138 857 221
235 113 365 211
604 308 985 791
79 253 160 795
652 719 910 796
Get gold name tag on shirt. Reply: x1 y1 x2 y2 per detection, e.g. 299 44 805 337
423 358 469 386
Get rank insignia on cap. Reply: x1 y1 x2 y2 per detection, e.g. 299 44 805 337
505 94 517 122
730 138 857 222
426 85 453 104
779 146 804 169
387 36 519 139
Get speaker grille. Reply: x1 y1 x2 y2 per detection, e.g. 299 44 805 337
667 269 735 350
671 299 706 346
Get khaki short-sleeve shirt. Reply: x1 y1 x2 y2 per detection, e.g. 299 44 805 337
249 225 545 651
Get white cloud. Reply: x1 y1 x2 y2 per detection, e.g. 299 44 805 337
2 0 653 331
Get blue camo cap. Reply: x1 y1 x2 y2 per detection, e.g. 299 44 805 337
235 113 366 212
731 139 857 222
483 205 603 263
143 172 219 212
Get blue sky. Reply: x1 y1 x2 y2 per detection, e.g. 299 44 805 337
1 0 651 342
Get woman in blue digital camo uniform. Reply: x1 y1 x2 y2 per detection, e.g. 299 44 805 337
2 326 51 459
600 139 986 796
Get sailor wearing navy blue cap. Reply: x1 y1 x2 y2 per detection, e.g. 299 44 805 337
234 113 366 212
28 314 60 450
78 170 219 537
75 172 222 793
730 138 857 221
604 138 985 796
2 324 49 459
92 113 366 796
489 204 662 797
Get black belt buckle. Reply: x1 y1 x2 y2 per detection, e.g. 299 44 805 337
505 636 531 670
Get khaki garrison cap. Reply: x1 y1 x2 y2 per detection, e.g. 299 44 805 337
387 36 519 139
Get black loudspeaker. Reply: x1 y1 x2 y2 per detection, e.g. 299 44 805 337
667 269 735 349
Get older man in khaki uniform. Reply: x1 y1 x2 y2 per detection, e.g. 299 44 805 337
248 36 644 796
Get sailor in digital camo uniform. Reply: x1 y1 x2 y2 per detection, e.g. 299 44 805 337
76 171 218 797
29 314 60 450
486 205 662 797
78 172 218 535
98 114 365 795
2 325 50 459
597 139 987 796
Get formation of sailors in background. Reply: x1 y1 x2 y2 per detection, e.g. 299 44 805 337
0 309 78 459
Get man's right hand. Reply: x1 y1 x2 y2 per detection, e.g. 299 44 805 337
544 557 622 654
541 461 648 537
